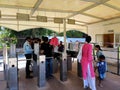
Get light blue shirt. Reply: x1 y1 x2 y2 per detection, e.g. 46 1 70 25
23 41 33 54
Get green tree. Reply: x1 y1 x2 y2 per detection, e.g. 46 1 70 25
0 28 17 46
59 30 84 38
19 28 56 38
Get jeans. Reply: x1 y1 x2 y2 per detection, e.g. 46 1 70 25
46 58 53 78
25 54 32 77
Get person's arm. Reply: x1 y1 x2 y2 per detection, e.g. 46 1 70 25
95 62 99 73
40 43 44 54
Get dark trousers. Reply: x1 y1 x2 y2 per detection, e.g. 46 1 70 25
25 54 32 77
46 58 53 78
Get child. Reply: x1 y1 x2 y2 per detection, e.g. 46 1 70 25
95 55 107 87
95 45 103 60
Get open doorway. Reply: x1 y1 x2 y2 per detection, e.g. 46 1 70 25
103 34 114 48
95 33 114 48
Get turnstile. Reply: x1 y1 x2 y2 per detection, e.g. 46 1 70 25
67 56 72 71
33 43 39 77
8 58 18 90
60 53 67 81
3 44 8 81
38 55 46 87
77 60 82 77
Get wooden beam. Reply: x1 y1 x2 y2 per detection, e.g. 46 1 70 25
30 0 43 16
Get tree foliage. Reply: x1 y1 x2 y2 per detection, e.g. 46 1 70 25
19 28 56 38
59 30 86 38
0 28 17 46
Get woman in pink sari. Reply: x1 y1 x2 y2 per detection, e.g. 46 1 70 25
81 36 96 90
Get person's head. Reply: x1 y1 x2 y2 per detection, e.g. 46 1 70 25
60 41 63 44
38 38 41 43
99 55 105 61
53 33 56 37
32 38 36 43
25 37 31 42
41 36 45 41
43 37 48 43
85 35 91 43
95 45 102 51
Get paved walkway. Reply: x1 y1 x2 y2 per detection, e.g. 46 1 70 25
0 61 120 90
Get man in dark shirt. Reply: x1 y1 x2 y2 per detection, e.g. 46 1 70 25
58 41 64 52
40 37 53 79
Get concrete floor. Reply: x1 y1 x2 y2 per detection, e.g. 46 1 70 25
0 61 120 90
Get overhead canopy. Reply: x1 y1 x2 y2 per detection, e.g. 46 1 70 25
0 0 120 33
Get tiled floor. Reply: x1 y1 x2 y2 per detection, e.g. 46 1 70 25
0 61 120 90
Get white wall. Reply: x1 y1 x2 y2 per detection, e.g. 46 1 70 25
87 18 120 43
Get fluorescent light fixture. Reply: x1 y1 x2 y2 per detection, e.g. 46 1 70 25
17 13 29 21
37 16 47 22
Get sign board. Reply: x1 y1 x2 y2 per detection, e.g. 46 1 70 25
0 11 1 18
17 13 29 21
37 16 47 22
67 19 75 24
54 18 63 23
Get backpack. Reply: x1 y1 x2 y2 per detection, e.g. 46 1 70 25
98 61 106 74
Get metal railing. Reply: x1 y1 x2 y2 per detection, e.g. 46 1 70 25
92 44 120 75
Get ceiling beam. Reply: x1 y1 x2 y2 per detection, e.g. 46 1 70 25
81 0 110 4
0 4 31 10
0 17 87 27
103 3 120 11
30 0 43 16
75 20 89 24
66 0 110 19
66 3 100 19
0 4 76 13
0 22 86 31
38 8 76 13
88 15 120 25
82 13 105 20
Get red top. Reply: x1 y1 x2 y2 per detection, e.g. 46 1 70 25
50 37 59 47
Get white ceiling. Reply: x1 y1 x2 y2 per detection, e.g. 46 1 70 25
0 0 120 33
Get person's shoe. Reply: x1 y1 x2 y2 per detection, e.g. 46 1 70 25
99 84 103 88
84 86 89 90
49 75 54 79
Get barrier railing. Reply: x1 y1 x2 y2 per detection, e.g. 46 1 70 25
117 46 120 75
93 46 120 75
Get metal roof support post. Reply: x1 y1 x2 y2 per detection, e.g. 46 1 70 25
86 25 88 35
63 19 67 54
60 19 67 81
59 24 60 33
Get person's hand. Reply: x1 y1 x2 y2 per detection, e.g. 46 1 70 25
40 50 44 54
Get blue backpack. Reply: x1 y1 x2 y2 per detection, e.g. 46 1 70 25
98 61 107 74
